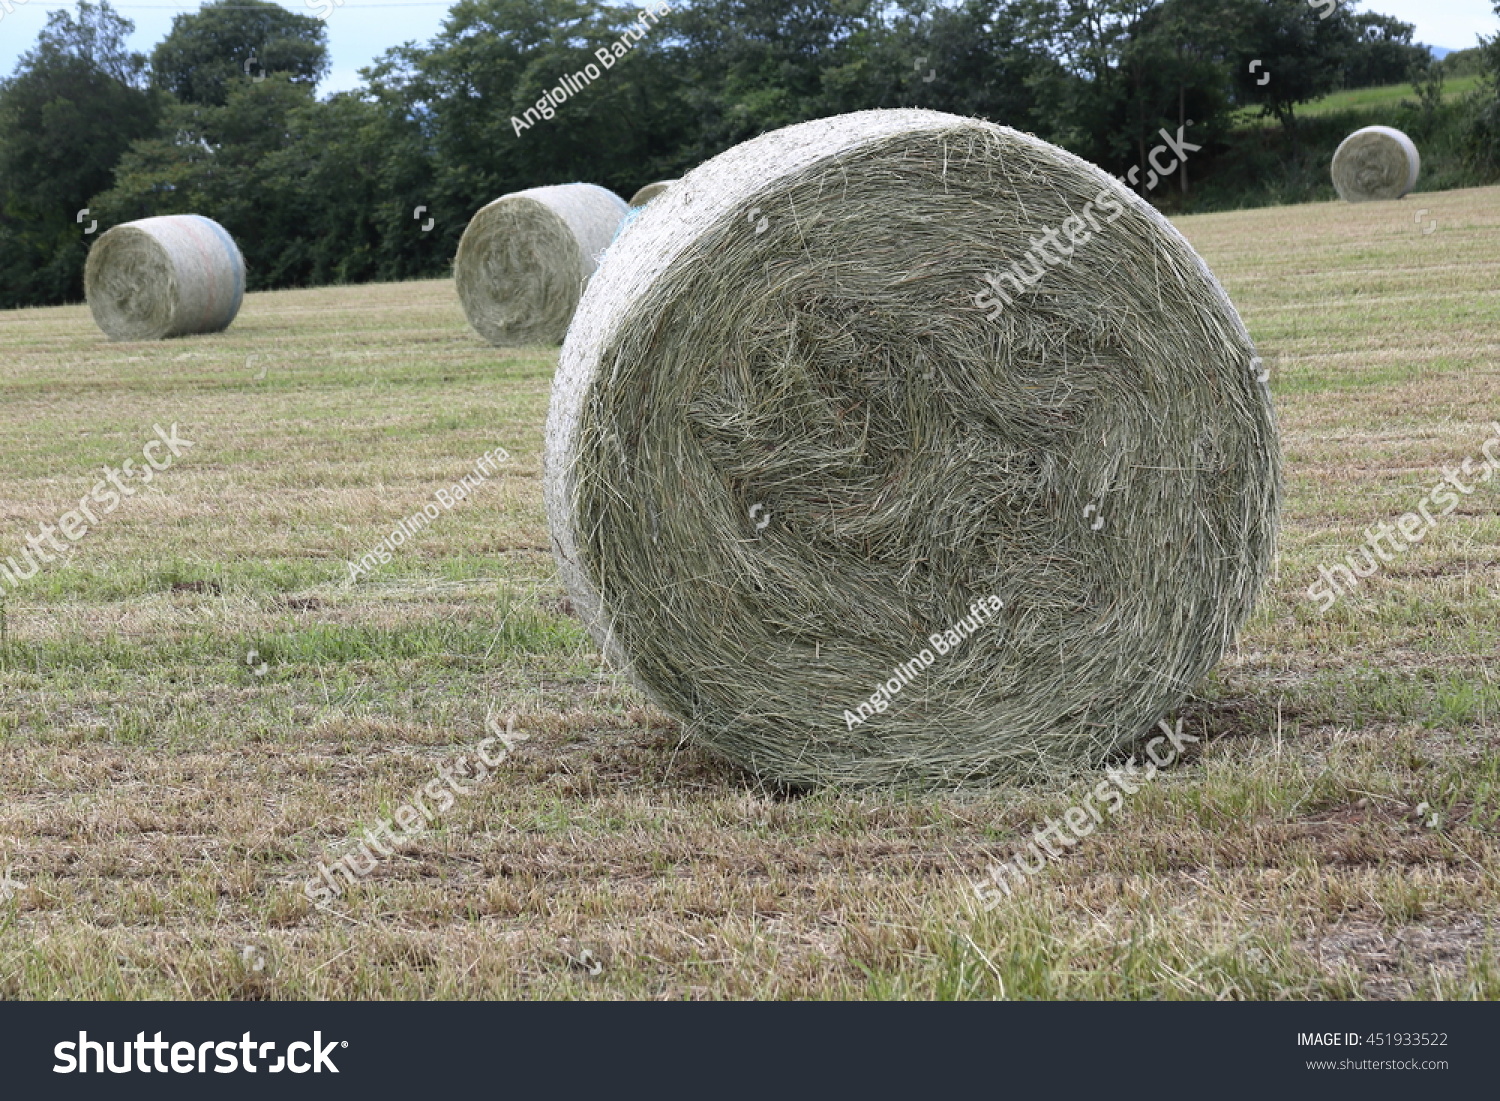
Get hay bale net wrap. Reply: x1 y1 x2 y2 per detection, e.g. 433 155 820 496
84 215 245 341
546 108 1280 790
628 180 676 207
454 183 629 346
1331 125 1420 202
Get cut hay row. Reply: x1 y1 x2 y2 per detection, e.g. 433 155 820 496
84 215 246 342
1331 125 1420 202
545 107 1280 790
454 183 629 346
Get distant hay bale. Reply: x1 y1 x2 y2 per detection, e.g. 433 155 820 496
628 180 675 207
454 183 629 346
1331 126 1420 202
545 108 1280 790
84 215 246 341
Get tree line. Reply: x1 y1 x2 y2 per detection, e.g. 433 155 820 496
2 0 1498 309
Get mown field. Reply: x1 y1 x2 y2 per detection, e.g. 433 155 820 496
0 184 1497 999
1305 73 1485 115
1235 73 1486 127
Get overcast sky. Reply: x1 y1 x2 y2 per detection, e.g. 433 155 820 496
1 0 1496 96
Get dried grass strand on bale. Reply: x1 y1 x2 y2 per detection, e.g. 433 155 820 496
1331 126 1420 202
454 183 629 346
546 108 1281 790
84 215 246 342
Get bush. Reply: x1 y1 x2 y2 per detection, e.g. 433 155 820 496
1441 48 1486 79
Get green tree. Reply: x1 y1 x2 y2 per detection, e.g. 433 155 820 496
364 0 697 214
668 0 874 150
1014 0 1157 157
1343 12 1426 89
814 0 1054 131
1230 0 1358 137
0 1 160 307
150 0 329 107
92 76 338 289
1117 0 1250 196
1464 1 1500 171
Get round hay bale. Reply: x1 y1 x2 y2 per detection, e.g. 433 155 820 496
454 183 629 346
545 108 1280 790
1331 125 1420 202
84 215 246 341
628 180 676 207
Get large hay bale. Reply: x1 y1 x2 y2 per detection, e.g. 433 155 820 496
1331 125 1420 202
84 215 246 341
628 180 676 207
454 183 629 346
545 108 1280 790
